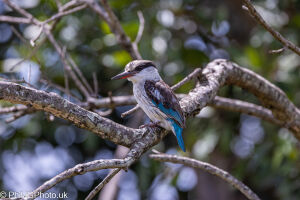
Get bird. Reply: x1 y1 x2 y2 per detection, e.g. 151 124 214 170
111 60 186 152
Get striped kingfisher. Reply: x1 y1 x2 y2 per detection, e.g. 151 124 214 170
112 60 186 152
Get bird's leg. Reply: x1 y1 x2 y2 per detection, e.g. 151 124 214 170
139 121 160 129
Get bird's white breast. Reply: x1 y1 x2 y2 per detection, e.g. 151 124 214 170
133 81 172 130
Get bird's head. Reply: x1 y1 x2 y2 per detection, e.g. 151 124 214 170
111 60 161 83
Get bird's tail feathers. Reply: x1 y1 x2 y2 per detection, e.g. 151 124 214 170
168 119 186 152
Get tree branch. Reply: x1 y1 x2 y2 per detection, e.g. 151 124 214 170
85 0 142 59
180 59 300 137
27 157 133 199
1 59 300 199
85 168 121 200
150 151 260 200
210 96 282 126
0 15 31 24
241 0 300 56
0 81 142 147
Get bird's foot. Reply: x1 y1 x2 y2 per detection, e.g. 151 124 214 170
139 122 160 129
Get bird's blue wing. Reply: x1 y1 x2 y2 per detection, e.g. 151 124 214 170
144 80 185 128
144 80 186 152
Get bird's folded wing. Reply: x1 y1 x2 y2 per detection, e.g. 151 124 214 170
144 80 185 128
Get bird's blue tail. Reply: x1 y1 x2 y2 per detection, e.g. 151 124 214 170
168 119 186 152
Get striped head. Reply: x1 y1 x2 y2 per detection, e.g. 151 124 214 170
111 60 161 83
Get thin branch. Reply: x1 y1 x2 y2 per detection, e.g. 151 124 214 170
54 0 63 10
30 139 146 200
134 11 145 44
150 151 260 200
43 3 87 24
86 0 142 59
27 157 134 200
85 168 121 200
39 78 80 102
0 105 27 114
121 105 140 118
5 107 35 123
9 38 45 71
98 145 129 200
242 0 300 56
2 0 92 99
92 72 99 96
10 25 30 45
171 68 202 91
269 47 285 54
67 56 94 95
61 0 84 11
0 15 31 24
3 0 37 22
44 28 91 98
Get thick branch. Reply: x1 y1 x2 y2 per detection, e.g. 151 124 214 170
150 151 260 200
0 81 142 147
180 59 300 138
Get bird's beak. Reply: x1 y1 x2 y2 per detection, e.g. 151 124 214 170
111 71 136 80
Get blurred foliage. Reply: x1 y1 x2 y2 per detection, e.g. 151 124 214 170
0 0 300 199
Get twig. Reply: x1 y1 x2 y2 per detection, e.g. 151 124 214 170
0 105 28 114
150 151 261 200
5 108 35 123
39 78 80 102
121 105 140 118
9 38 45 71
0 15 31 24
85 168 121 200
3 0 37 21
44 28 91 98
67 56 94 95
92 72 99 96
54 0 63 10
269 47 285 54
43 3 87 24
10 25 29 45
134 11 145 44
0 77 36 88
61 0 84 11
171 68 202 91
242 0 300 56
98 145 129 200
